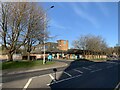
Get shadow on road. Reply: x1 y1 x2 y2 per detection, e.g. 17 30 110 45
49 59 120 89
50 59 95 89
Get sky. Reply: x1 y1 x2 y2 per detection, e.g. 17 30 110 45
39 2 118 48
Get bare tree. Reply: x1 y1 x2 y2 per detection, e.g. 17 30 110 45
24 3 46 60
0 2 46 61
72 34 108 57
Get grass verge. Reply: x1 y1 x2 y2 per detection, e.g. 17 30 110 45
1 60 55 70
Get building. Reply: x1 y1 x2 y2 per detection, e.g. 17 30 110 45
29 40 68 60
32 40 69 53
67 49 107 59
32 42 58 53
57 40 68 51
26 40 107 60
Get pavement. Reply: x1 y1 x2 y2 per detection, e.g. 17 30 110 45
2 59 116 76
2 61 68 76
2 59 120 89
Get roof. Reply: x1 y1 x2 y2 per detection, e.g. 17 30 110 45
67 49 106 55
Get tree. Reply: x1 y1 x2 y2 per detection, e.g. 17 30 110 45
0 2 47 61
114 44 120 58
72 34 108 57
24 3 47 60
106 47 114 55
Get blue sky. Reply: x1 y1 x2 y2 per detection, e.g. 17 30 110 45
39 2 118 48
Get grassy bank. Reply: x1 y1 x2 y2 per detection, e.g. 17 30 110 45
2 60 55 70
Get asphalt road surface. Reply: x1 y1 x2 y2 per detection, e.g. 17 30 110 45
2 60 120 90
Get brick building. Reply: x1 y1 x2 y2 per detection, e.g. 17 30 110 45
28 40 107 60
32 40 69 53
57 40 68 51
28 40 68 60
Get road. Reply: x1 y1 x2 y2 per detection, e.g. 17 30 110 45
2 59 120 89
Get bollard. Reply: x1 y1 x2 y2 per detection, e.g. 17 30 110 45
53 68 57 81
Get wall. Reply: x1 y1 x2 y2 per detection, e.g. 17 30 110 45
57 40 68 51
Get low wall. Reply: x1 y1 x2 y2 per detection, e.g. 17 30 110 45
13 54 22 60
0 55 8 60
0 54 107 61
0 54 22 61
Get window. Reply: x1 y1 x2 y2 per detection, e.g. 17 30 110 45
64 41 66 44
45 46 48 49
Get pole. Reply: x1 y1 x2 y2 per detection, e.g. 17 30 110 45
43 13 46 64
42 6 54 64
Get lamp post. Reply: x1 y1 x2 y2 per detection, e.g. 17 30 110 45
43 6 54 64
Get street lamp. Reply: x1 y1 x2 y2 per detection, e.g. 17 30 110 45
43 6 54 64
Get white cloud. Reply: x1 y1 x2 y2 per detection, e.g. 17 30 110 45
50 19 67 30
50 19 72 30
70 3 100 28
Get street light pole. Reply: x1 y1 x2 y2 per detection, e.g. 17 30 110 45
43 13 46 64
43 6 54 64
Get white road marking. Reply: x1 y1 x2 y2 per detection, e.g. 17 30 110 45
106 66 113 69
73 69 83 73
91 69 102 73
23 71 63 83
0 83 2 86
64 71 72 77
47 74 82 86
82 67 92 70
114 82 120 90
0 84 2 90
23 78 32 90
49 74 56 81
23 72 61 89
88 64 96 68
106 61 118 64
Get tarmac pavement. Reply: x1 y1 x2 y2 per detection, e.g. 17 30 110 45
1 59 120 89
1 59 108 76
2 60 120 89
